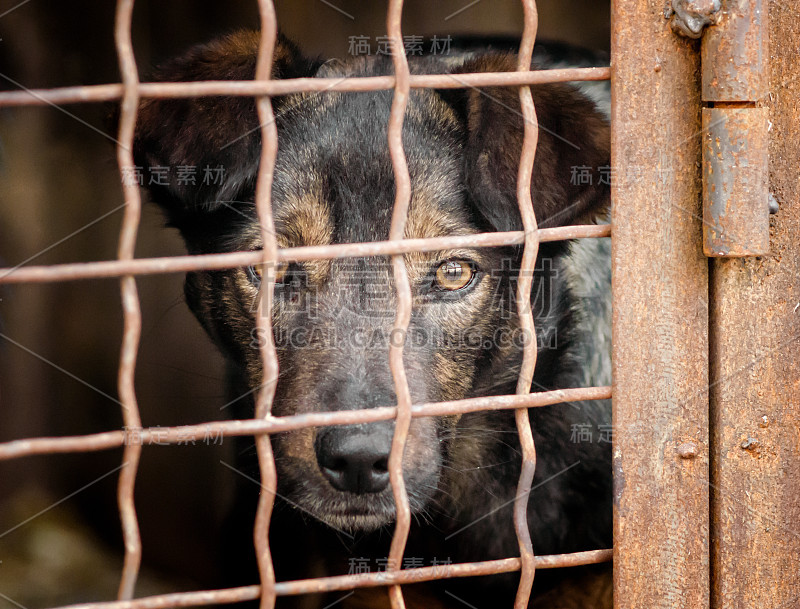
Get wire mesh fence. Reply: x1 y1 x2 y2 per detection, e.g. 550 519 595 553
0 0 612 607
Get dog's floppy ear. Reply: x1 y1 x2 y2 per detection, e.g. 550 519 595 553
440 53 610 230
132 31 319 226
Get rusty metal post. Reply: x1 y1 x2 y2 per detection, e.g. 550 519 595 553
612 1 709 607
709 1 800 606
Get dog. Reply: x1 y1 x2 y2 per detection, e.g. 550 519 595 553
133 31 612 608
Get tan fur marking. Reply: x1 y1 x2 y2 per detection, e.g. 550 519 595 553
433 351 474 402
274 191 334 284
405 193 470 241
403 189 479 280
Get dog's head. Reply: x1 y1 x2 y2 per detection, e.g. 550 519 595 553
134 31 609 533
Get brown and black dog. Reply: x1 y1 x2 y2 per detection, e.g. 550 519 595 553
133 31 612 608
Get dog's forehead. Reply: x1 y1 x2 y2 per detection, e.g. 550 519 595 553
267 88 476 248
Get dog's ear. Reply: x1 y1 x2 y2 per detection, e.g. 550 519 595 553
132 31 319 226
439 53 610 231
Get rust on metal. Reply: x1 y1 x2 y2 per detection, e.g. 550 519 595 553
702 107 769 256
677 441 699 459
0 386 612 460
710 3 800 606
385 2 414 607
700 0 770 259
667 0 721 39
113 0 144 600
701 0 768 102
252 3 282 608
51 551 612 609
0 68 611 108
0 225 611 285
511 2 541 607
612 1 710 607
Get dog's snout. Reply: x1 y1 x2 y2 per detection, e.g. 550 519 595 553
316 426 392 494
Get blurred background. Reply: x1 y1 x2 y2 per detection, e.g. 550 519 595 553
0 0 609 604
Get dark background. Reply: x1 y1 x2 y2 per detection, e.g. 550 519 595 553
0 0 609 603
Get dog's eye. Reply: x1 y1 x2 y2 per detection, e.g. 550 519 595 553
434 260 475 291
249 261 289 285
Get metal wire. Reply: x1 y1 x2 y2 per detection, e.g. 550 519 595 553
0 67 611 107
48 550 614 609
385 1 414 607
512 2 541 606
0 0 615 606
252 3 281 608
113 0 144 599
0 386 612 460
0 225 611 285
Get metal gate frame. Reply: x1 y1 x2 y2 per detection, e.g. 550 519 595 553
612 1 710 605
612 1 800 608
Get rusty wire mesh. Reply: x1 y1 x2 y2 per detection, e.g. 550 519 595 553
0 0 612 607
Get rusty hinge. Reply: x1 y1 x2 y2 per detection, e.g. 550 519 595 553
666 0 721 38
670 0 772 257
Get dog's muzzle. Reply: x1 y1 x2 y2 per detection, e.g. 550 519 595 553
315 422 393 494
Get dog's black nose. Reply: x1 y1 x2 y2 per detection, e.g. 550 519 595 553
316 426 392 494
